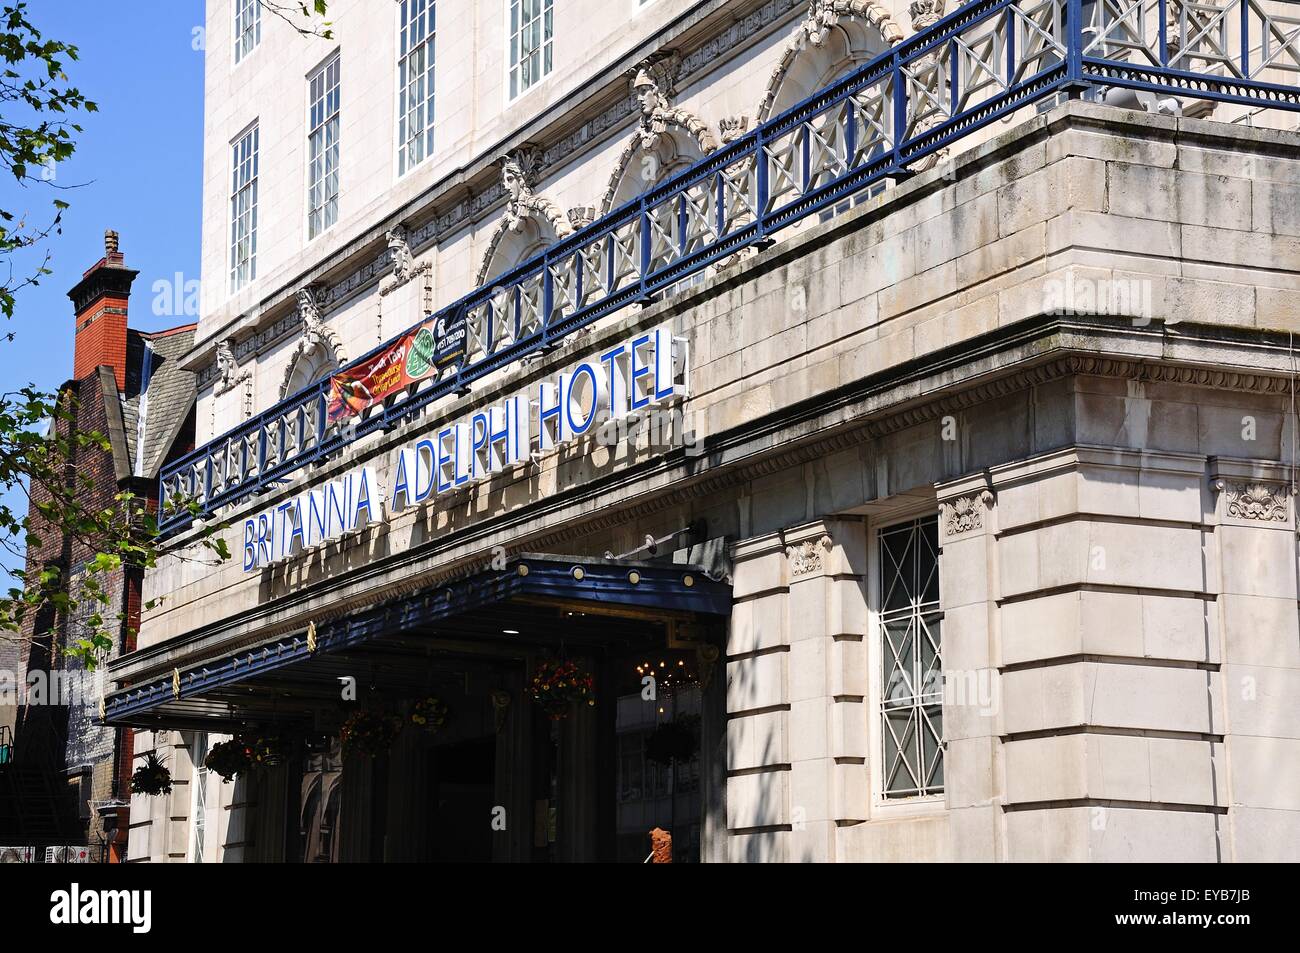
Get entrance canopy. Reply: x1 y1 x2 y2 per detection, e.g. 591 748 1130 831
102 554 731 731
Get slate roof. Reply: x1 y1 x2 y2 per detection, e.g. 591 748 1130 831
118 325 196 483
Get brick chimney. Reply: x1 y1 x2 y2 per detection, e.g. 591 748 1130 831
67 229 139 388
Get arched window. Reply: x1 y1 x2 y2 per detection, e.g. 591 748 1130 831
282 346 338 399
601 126 711 217
471 154 575 353
758 4 904 223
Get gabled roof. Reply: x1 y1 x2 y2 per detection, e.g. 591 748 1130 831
135 324 197 480
85 323 196 488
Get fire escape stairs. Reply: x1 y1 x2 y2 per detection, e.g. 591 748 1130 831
0 716 86 848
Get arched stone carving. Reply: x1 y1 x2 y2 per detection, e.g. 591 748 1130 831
598 52 720 215
279 286 346 399
755 0 904 124
475 150 576 286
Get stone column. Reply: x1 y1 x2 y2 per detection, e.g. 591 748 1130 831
164 730 195 861
1209 460 1300 861
992 447 1225 861
219 771 253 863
785 519 869 863
726 532 789 862
726 519 867 863
936 475 1003 861
126 729 165 862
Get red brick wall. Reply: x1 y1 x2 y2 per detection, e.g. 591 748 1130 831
73 295 129 389
16 370 143 857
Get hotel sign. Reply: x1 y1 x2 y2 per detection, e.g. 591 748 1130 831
243 325 687 571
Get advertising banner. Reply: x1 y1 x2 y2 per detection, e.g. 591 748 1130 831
327 312 466 422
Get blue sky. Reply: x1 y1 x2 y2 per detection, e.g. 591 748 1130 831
0 0 206 396
0 1 205 576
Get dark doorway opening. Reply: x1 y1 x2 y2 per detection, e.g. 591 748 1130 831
427 737 496 862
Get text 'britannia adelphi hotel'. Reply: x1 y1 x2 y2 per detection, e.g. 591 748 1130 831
105 0 1300 862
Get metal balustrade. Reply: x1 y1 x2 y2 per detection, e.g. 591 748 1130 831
159 0 1300 533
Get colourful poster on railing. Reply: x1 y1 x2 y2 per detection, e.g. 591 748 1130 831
327 313 466 423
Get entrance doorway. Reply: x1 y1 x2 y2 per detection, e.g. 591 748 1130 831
427 737 496 862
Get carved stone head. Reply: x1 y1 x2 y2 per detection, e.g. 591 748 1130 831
632 66 666 117
629 52 679 120
215 339 238 387
499 154 529 203
297 287 320 323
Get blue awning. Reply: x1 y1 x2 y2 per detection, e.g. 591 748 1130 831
103 554 730 729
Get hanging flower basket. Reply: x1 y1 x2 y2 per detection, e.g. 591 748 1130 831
204 734 285 782
204 738 252 783
339 707 403 758
409 696 449 734
246 732 285 768
130 752 173 797
644 714 701 766
528 659 596 720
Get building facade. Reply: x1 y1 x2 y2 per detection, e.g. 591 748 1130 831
0 234 196 863
105 0 1300 861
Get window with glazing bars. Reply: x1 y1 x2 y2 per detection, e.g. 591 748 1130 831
878 515 943 798
190 733 210 863
234 0 261 64
308 53 341 239
230 125 259 291
509 0 553 99
398 0 436 175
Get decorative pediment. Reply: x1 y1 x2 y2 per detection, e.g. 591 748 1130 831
599 53 721 214
279 286 348 399
475 150 576 286
719 115 750 144
757 0 905 123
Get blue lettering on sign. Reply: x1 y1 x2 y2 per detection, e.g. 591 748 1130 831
436 427 454 493
308 489 327 548
290 498 306 553
565 361 600 436
354 468 377 527
240 325 686 571
414 438 436 503
630 333 653 410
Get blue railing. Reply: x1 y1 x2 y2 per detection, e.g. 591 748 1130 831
160 0 1300 532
